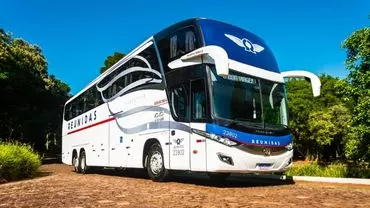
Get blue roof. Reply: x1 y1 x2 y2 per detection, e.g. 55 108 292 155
197 19 280 73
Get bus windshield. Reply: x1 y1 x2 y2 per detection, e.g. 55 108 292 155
209 66 288 130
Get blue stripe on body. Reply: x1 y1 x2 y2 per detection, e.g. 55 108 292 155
205 123 291 147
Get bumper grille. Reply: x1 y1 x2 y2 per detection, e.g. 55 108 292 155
237 144 288 156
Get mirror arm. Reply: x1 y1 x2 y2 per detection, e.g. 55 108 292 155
281 70 321 97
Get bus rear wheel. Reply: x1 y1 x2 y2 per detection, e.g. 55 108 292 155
79 150 88 174
146 143 169 182
72 153 79 173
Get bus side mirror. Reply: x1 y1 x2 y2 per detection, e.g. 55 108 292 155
168 45 229 77
281 70 321 97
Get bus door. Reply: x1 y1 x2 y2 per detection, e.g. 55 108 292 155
189 78 207 171
168 82 191 170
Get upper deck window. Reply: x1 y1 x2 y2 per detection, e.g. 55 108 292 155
157 26 200 73
170 29 197 58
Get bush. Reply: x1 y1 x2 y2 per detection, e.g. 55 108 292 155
0 142 41 182
286 161 370 178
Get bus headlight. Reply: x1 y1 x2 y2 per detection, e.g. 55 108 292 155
285 143 293 151
209 134 238 146
192 129 238 147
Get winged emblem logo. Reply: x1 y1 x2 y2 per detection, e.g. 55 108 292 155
224 34 264 54
173 138 184 145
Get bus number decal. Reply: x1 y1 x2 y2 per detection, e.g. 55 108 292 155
222 130 238 139
173 149 184 156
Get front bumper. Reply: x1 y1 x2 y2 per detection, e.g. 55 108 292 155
206 140 293 173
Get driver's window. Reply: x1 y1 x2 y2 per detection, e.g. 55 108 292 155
191 79 206 121
169 83 190 122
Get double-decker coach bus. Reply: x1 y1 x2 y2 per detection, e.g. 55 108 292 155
62 18 321 181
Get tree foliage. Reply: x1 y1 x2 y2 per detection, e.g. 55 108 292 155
0 28 70 153
286 75 351 161
100 52 125 74
286 27 369 163
339 27 370 162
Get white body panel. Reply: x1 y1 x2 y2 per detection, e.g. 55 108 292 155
62 89 171 169
169 120 191 170
62 104 111 166
189 123 207 171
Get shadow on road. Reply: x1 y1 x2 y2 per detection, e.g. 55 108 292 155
0 171 53 185
171 174 295 188
42 156 62 164
85 167 294 188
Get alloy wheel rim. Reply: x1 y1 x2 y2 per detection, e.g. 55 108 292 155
150 151 163 175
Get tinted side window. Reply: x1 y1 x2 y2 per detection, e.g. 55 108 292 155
98 44 162 101
157 37 170 73
191 79 206 121
165 65 204 87
170 28 197 59
137 44 160 73
169 83 190 122
64 86 103 121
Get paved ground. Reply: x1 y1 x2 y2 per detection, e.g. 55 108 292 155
0 164 369 207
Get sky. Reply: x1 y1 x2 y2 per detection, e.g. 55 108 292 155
0 0 369 94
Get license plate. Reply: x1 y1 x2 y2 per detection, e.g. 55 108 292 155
257 163 272 169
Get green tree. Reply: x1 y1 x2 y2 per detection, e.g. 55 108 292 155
308 104 351 160
286 75 350 161
100 52 125 74
0 28 70 153
286 78 314 159
339 27 370 162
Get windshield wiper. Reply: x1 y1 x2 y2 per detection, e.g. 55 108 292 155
264 123 289 131
233 118 264 128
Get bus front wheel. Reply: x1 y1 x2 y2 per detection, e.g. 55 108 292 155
146 143 169 182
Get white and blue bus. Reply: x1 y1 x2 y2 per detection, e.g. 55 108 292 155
62 18 321 181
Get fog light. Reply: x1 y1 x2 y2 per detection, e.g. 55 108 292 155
217 153 234 166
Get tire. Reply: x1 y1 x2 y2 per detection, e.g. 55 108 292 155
208 172 230 182
79 151 88 174
146 143 169 182
72 153 80 173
